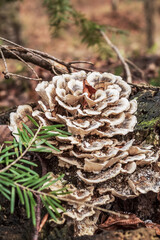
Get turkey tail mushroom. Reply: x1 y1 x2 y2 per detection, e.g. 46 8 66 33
9 71 160 236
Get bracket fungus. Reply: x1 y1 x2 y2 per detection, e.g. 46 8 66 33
9 71 160 236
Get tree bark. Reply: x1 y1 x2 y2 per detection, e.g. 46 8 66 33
132 85 160 145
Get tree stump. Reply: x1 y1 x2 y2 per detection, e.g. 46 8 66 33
0 85 160 240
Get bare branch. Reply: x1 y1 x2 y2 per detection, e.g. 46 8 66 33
0 37 93 77
68 65 94 72
2 45 40 79
0 46 60 74
129 83 160 91
125 58 144 79
100 30 132 83
69 60 94 65
7 73 42 81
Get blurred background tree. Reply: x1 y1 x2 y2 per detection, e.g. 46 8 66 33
143 0 155 48
0 0 159 53
111 0 119 12
0 0 22 44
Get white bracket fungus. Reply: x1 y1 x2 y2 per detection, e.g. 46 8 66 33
9 71 160 236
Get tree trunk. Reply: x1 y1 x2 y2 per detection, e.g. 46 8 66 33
132 85 160 145
0 2 22 44
144 0 155 48
111 0 119 12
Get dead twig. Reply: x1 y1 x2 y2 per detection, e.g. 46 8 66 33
0 37 92 72
0 46 56 74
0 48 10 78
0 37 94 77
125 58 144 79
8 73 42 81
100 30 132 83
33 196 41 240
129 82 160 91
2 45 40 80
57 196 129 219
69 65 94 72
0 37 54 70
32 153 47 240
29 49 93 72
69 60 94 66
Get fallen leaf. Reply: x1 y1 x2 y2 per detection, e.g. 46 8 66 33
146 222 160 236
83 79 96 97
0 125 13 144
99 214 144 230
83 79 96 108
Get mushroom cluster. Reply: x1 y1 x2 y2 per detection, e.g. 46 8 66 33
9 71 160 236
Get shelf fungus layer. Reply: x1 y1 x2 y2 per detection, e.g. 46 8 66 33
35 71 137 137
9 71 160 236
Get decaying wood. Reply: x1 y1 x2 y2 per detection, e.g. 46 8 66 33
131 86 160 145
75 228 159 240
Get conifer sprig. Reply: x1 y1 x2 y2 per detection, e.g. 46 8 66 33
43 0 127 54
0 116 70 226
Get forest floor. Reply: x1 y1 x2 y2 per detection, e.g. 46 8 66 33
19 0 160 60
1 1 160 240
0 0 160 112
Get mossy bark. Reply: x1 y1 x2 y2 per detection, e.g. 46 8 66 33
131 86 160 145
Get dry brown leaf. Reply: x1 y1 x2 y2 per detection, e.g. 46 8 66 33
83 79 96 108
83 79 96 97
99 214 144 230
146 222 160 236
0 125 13 144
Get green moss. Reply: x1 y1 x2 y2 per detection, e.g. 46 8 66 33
149 70 160 87
136 117 160 130
134 117 160 146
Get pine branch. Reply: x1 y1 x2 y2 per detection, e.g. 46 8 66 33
0 116 71 227
0 123 42 173
43 0 127 56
